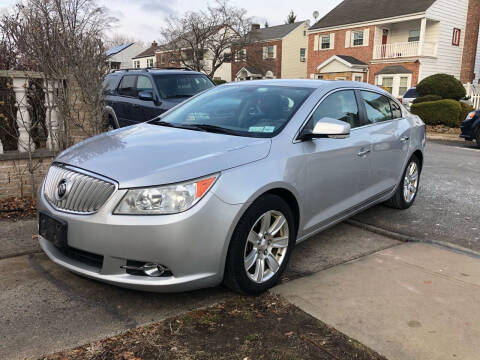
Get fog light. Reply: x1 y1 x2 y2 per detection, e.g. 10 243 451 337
121 262 170 277
142 263 166 277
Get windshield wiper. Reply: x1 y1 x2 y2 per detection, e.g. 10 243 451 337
183 124 241 136
165 94 193 99
152 120 183 128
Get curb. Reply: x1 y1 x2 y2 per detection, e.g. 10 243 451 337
426 134 465 144
346 218 480 260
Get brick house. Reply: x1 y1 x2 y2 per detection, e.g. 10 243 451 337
132 41 161 68
307 0 480 98
232 21 309 81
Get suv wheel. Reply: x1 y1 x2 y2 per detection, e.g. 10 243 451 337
386 155 421 210
103 112 118 132
223 194 295 295
476 127 480 148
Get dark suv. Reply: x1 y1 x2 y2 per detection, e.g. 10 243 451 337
460 110 480 147
102 69 215 128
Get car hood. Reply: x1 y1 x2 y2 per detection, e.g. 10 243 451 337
55 123 272 188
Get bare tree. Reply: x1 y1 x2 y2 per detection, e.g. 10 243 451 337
105 33 145 49
160 0 251 78
286 10 297 24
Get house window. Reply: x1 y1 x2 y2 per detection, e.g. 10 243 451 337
452 28 461 46
300 48 306 61
160 54 166 64
110 62 120 70
335 77 346 80
408 30 420 42
399 77 409 96
236 48 246 62
354 74 363 82
353 31 364 46
267 46 275 58
382 77 394 93
147 58 154 67
321 35 331 49
133 60 140 68
316 74 323 79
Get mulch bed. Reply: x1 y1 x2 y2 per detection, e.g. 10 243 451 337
0 196 37 220
426 125 461 135
43 294 386 360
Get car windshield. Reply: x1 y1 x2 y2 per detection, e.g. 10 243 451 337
151 85 314 138
153 74 214 99
403 88 418 98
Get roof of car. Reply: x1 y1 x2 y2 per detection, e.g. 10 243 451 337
225 79 387 92
108 69 206 76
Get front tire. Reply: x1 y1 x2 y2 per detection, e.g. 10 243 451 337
475 127 480 148
223 194 295 295
386 155 421 209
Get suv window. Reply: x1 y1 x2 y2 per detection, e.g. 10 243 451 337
136 75 153 96
102 75 120 95
118 75 137 97
308 90 361 130
390 99 402 119
360 91 393 124
153 74 214 99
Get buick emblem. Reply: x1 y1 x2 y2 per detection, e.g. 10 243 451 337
55 178 71 200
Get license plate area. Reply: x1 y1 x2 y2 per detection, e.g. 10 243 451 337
39 211 68 248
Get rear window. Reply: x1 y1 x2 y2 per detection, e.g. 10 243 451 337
403 88 418 98
153 74 215 99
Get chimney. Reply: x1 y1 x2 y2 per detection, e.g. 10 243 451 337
152 40 158 47
460 0 480 83
251 24 260 31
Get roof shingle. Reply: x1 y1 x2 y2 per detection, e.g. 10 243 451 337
249 21 305 42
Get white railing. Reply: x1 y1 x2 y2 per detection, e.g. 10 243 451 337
465 83 480 110
373 41 436 59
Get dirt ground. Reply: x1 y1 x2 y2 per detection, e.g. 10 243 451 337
43 294 387 360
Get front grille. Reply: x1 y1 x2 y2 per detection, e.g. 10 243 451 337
55 244 104 269
44 164 116 214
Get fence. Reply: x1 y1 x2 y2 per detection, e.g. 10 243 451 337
465 83 480 110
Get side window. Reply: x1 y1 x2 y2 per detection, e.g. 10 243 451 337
118 75 137 97
101 76 118 95
309 90 361 130
360 91 393 124
136 75 153 96
390 100 402 119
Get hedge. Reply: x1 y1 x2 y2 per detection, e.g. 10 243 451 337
416 73 466 100
411 99 462 127
213 79 227 85
412 95 442 104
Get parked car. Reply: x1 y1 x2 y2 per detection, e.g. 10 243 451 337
38 80 425 294
102 68 215 128
460 110 480 147
402 87 418 110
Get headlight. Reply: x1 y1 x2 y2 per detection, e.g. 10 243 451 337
114 174 218 215
466 111 476 120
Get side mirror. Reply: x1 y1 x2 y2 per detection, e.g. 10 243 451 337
138 90 154 102
300 117 350 141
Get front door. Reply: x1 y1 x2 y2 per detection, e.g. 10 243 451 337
300 90 373 234
381 29 389 58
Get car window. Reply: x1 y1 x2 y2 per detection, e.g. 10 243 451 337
118 75 137 97
403 88 418 98
155 85 313 138
308 90 361 130
360 91 393 124
153 74 215 99
137 76 153 95
101 76 119 95
390 100 402 119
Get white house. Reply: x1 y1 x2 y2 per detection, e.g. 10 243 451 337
106 43 145 70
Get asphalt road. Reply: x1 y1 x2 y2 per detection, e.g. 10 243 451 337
1 140 478 359
354 140 480 251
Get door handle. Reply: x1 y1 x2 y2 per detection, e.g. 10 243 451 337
400 136 410 142
357 149 371 157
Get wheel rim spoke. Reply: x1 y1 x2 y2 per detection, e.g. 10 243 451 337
259 212 271 235
244 250 258 271
247 231 258 245
268 216 286 236
253 258 264 283
271 235 288 248
266 253 279 273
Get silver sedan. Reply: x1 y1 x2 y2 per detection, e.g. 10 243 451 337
37 80 426 294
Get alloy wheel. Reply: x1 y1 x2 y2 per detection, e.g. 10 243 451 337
403 161 419 203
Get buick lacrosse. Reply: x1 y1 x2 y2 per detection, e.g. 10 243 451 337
38 80 425 294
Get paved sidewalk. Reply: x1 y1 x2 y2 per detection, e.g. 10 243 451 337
274 243 480 360
0 219 39 259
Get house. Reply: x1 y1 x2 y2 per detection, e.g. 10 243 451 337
132 41 160 68
307 0 480 97
232 21 309 81
106 42 146 70
155 27 232 82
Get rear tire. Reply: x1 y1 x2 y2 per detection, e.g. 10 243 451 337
385 155 421 210
223 194 295 295
476 127 480 148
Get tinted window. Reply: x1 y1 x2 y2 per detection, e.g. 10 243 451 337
101 76 120 95
137 76 153 95
153 74 214 99
155 85 313 138
118 75 137 97
403 88 418 98
390 100 402 119
361 91 393 124
308 90 361 130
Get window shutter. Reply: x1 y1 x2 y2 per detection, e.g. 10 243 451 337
314 35 319 51
263 46 268 59
273 45 277 58
330 33 335 49
364 28 370 46
345 31 351 48
310 74 315 79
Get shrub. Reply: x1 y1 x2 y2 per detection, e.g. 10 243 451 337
416 73 466 100
213 79 227 85
411 99 462 127
459 101 474 123
412 95 442 104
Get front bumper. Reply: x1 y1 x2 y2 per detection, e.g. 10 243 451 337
38 186 243 292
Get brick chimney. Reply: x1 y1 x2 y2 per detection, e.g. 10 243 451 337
251 24 260 31
460 0 480 83
151 41 158 47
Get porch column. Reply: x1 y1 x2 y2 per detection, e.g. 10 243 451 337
12 76 35 153
0 138 3 154
418 17 427 56
45 80 60 151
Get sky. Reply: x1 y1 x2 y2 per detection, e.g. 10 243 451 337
0 0 343 43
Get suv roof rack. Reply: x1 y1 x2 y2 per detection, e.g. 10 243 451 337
110 67 193 73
